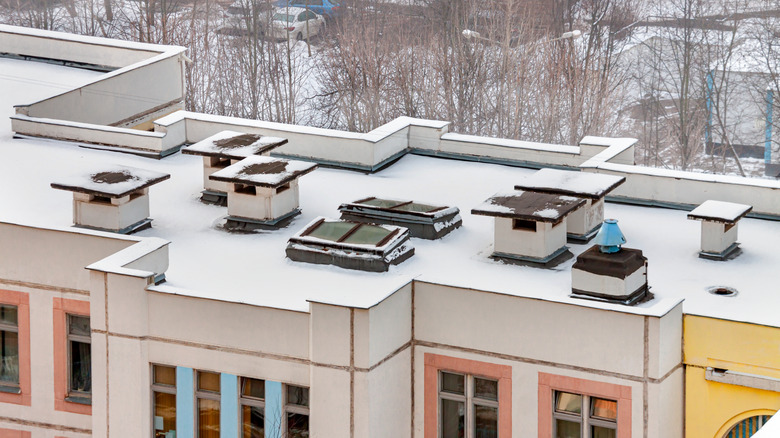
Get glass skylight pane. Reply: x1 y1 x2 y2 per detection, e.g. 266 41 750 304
360 198 406 208
392 202 439 213
307 222 355 241
342 225 392 245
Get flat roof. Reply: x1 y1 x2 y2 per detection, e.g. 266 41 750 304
51 164 170 198
209 155 317 188
471 191 586 223
182 130 288 160
514 168 626 199
4 57 780 328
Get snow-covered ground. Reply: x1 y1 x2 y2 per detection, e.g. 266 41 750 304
2 57 780 331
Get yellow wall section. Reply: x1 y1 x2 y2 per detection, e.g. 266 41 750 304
684 315 780 438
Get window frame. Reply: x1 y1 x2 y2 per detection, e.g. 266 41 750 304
0 305 20 393
0 289 29 407
195 370 221 438
538 372 631 438
424 353 512 438
66 314 91 403
239 377 266 438
52 297 90 414
283 384 310 438
151 364 177 438
552 391 617 437
438 371 500 438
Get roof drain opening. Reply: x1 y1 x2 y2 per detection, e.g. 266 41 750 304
707 286 738 297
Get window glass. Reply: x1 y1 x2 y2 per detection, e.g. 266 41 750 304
555 392 582 414
0 306 17 326
242 377 265 399
69 340 91 393
0 305 18 385
307 0 323 5
307 221 355 241
273 13 294 22
440 372 464 395
474 405 498 438
555 419 581 438
287 412 309 438
392 202 439 213
591 398 617 420
198 398 220 438
198 371 221 393
242 405 264 438
154 365 176 386
341 224 392 245
360 198 405 209
441 399 465 437
592 426 617 438
287 385 309 407
474 377 498 401
154 392 176 437
69 315 90 337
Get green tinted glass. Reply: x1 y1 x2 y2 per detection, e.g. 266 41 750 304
307 221 355 241
359 198 406 208
392 202 439 213
341 225 392 245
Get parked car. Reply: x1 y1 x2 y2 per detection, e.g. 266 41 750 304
269 7 326 41
274 0 341 18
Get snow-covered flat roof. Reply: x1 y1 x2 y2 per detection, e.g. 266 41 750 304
514 168 625 199
4 58 780 328
471 191 585 222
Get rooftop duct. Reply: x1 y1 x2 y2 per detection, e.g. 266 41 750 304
571 219 649 305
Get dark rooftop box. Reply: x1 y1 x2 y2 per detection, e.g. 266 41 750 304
338 197 462 240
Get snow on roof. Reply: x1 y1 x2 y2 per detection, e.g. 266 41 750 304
209 155 317 188
688 200 753 223
50 164 170 198
4 58 780 327
182 130 288 160
471 191 585 222
514 168 626 199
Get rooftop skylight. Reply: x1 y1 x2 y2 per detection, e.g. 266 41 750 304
338 197 462 239
287 217 414 272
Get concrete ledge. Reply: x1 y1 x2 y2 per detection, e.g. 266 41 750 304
705 367 780 392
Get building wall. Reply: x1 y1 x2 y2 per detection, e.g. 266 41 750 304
684 315 780 438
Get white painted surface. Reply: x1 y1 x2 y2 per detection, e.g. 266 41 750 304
571 265 647 297
700 221 739 254
494 217 567 259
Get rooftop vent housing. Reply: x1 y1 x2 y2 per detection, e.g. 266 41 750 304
514 169 625 242
687 200 752 261
51 165 170 234
182 130 288 205
209 155 317 230
571 220 649 305
471 190 585 267
338 197 461 239
286 217 414 272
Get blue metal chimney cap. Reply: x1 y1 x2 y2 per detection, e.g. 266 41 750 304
595 219 626 253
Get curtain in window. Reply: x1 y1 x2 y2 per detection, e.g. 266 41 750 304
70 341 91 392
0 330 18 384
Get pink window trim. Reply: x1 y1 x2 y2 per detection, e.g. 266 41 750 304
424 353 512 438
0 429 31 438
52 297 91 416
537 372 632 438
0 290 31 407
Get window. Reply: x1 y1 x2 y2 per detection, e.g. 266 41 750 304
723 415 772 438
538 373 631 438
67 314 91 403
152 365 176 438
284 385 309 438
553 391 616 438
240 377 265 438
439 371 498 438
196 371 220 438
0 305 19 393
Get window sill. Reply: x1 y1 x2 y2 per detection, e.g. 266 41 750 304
65 395 92 405
0 385 20 395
